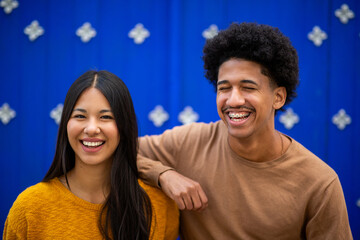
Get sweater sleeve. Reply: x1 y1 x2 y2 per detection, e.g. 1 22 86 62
138 180 179 239
3 198 28 240
305 177 353 239
3 218 17 239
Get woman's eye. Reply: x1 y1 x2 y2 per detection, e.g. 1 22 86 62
74 114 85 118
101 115 113 120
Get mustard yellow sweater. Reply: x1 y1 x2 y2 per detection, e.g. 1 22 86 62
3 178 179 239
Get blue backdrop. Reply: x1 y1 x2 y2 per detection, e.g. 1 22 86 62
0 0 359 237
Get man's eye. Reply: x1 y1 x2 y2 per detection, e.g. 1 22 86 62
218 87 230 91
244 87 256 90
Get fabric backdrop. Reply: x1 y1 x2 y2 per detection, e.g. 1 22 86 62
0 0 359 237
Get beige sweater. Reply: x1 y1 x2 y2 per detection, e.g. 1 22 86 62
138 120 352 240
3 178 179 239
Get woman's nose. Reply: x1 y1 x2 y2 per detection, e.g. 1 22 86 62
84 119 100 135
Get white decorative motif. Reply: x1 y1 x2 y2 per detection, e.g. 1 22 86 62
202 24 219 39
178 106 199 125
279 108 299 130
0 0 18 14
24 20 44 41
128 23 150 44
332 109 351 130
76 22 96 43
335 4 355 24
148 105 169 127
307 26 327 47
50 104 63 125
0 103 16 125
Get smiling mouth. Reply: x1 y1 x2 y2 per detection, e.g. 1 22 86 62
81 140 105 148
228 112 251 122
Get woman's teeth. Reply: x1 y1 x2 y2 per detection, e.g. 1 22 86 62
82 141 104 147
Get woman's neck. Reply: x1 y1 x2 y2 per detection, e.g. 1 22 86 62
61 161 111 204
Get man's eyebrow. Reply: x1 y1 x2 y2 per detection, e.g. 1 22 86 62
217 79 259 86
217 80 229 86
241 79 258 86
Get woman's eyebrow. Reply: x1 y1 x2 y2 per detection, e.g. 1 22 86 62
100 109 112 113
72 108 86 113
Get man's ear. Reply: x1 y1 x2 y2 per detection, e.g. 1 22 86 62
273 86 287 110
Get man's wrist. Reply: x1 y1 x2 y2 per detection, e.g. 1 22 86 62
158 169 174 188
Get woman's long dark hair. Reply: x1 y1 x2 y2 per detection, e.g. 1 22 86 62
43 70 152 240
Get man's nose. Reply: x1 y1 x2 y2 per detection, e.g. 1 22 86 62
227 89 245 107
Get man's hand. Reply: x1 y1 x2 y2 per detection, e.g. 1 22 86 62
159 170 208 211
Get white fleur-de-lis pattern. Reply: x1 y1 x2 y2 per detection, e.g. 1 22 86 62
24 20 44 41
308 26 327 47
332 109 351 130
76 22 97 43
335 4 355 24
279 108 299 130
148 105 169 127
128 23 150 44
202 24 219 39
178 106 199 125
0 0 18 14
50 104 63 125
0 103 16 125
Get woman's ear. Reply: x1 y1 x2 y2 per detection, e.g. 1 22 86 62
273 86 287 110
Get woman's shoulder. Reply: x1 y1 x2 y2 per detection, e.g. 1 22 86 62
138 179 179 239
9 179 59 214
17 179 58 201
138 179 175 207
5 179 59 232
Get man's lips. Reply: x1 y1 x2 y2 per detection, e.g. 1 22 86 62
222 106 255 122
221 106 255 113
228 112 251 118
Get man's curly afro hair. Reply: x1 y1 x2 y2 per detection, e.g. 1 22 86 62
203 22 299 109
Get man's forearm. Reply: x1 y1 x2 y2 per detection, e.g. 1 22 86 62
137 154 174 187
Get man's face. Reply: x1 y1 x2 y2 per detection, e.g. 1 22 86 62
216 58 285 142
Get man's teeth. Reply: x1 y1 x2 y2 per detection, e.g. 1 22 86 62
83 141 103 147
229 113 250 118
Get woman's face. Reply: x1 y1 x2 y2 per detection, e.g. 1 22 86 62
67 87 120 167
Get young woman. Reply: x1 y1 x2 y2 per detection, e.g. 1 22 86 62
3 70 179 240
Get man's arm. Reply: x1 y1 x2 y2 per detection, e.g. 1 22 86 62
158 170 208 211
137 153 174 187
138 154 208 211
306 177 353 239
137 128 208 211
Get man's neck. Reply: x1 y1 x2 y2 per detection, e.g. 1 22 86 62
228 130 286 162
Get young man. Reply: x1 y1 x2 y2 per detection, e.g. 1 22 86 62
137 23 352 239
